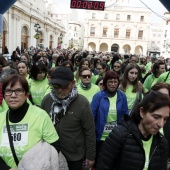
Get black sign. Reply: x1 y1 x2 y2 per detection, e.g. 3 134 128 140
70 0 105 11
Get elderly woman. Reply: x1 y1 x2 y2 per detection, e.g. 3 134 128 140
97 91 170 170
0 74 59 169
91 70 128 167
77 67 100 103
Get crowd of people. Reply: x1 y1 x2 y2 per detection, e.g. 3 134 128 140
0 46 170 170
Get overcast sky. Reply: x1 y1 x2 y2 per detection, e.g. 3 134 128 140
51 0 168 22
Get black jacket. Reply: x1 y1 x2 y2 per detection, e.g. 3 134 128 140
97 117 168 170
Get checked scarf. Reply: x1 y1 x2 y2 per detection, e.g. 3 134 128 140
49 86 78 126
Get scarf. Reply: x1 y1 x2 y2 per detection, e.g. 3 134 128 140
50 86 78 126
80 81 91 90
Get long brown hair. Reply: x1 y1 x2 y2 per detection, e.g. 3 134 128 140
120 63 141 93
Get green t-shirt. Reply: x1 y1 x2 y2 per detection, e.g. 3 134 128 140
143 74 156 93
0 100 8 113
29 78 51 106
52 62 56 68
25 74 30 82
0 104 58 168
145 62 152 73
77 83 100 103
101 94 117 141
125 85 137 112
151 77 158 87
142 136 153 170
157 71 170 84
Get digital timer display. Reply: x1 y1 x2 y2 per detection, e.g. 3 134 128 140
70 0 105 11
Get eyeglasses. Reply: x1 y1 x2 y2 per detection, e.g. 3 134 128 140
81 74 91 79
4 88 24 96
107 80 119 85
58 60 63 63
114 65 120 68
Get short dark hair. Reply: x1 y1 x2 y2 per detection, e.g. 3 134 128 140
152 61 165 77
103 70 119 89
30 61 47 80
2 74 29 97
62 60 74 72
131 91 170 125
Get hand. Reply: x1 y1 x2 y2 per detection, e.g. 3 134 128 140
85 159 95 168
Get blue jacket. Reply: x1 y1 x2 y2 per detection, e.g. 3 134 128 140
91 89 129 141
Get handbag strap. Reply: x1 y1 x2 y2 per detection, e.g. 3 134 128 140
164 71 170 82
6 110 19 166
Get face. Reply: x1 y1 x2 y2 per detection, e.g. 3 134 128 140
36 71 46 80
21 55 28 61
82 61 89 69
58 60 63 66
130 56 137 63
80 70 91 85
68 53 72 59
106 78 119 92
96 65 106 75
128 68 138 83
4 81 27 110
139 106 170 137
158 64 165 75
53 81 75 99
157 88 169 96
18 63 28 76
113 63 121 72
102 56 107 63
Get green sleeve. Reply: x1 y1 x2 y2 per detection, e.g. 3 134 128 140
143 75 153 93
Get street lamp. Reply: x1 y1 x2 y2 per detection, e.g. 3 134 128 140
34 23 41 48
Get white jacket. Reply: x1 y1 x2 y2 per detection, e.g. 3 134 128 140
18 141 68 170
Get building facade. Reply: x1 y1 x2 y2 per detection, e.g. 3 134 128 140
84 5 152 55
68 21 84 50
2 0 65 54
147 23 163 57
161 12 170 58
52 9 85 50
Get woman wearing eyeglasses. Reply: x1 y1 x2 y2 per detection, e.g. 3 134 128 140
77 68 100 103
75 58 96 85
91 70 128 168
113 61 122 76
0 74 59 170
55 55 65 67
95 62 108 80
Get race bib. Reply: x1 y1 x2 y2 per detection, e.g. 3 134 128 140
103 121 117 133
1 124 28 147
